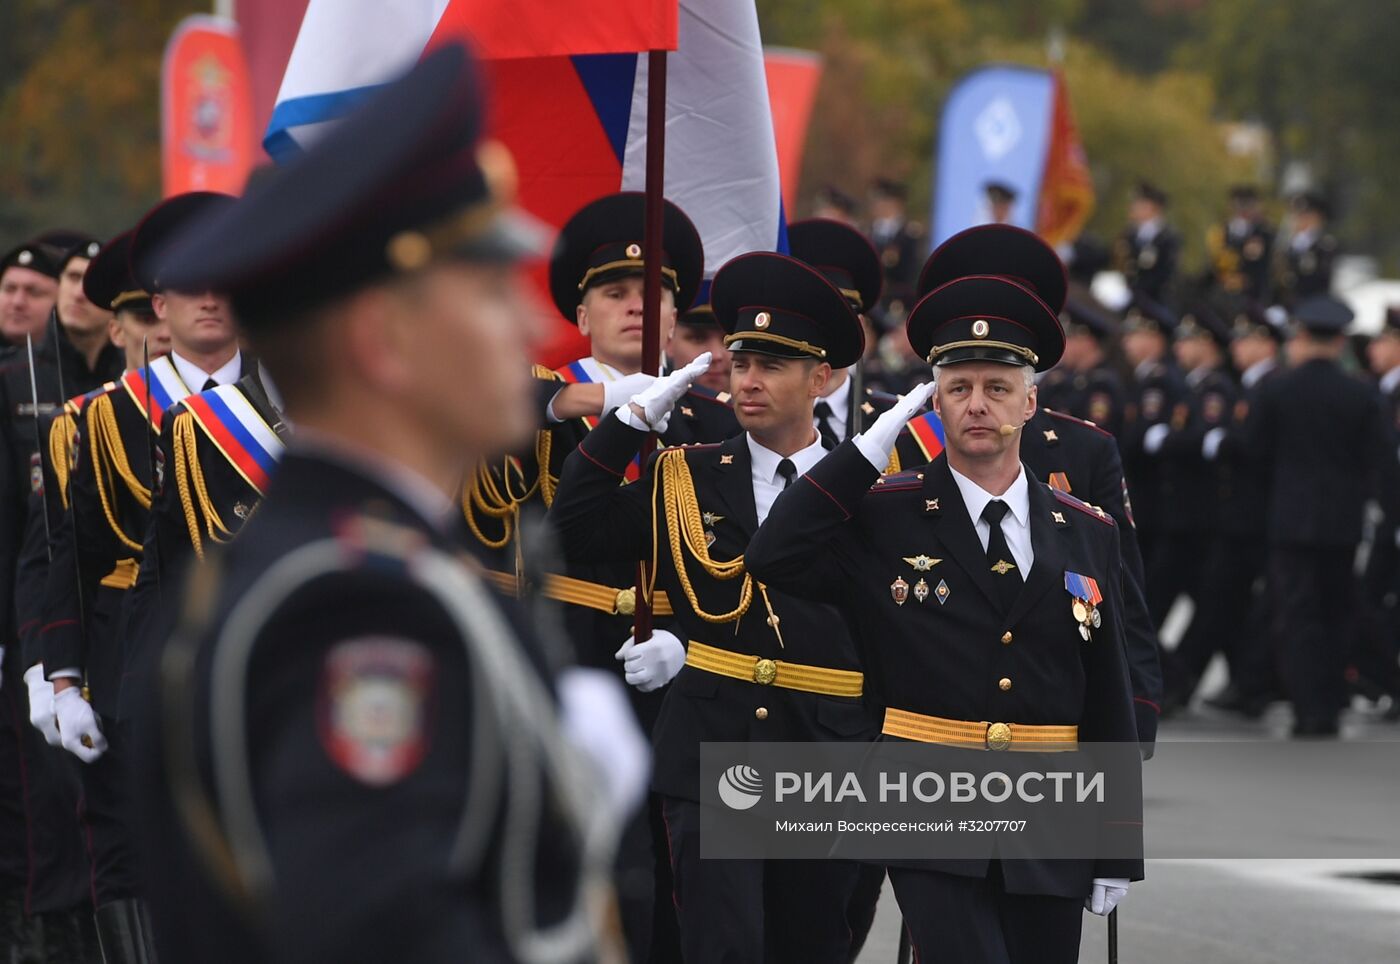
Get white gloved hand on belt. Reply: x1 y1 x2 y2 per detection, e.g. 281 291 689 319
615 630 686 693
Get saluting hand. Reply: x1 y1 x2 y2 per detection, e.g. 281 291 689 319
854 380 936 469
618 352 714 433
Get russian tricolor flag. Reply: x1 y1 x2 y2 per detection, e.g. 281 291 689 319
267 0 784 361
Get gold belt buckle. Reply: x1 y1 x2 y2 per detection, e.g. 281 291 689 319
986 722 1012 751
753 658 778 686
614 587 636 616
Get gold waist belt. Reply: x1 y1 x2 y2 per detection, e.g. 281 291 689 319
882 707 1078 751
98 558 139 591
684 639 863 697
483 570 673 617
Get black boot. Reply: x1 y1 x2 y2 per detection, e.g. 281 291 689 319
94 899 158 964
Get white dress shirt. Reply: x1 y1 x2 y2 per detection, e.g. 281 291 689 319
171 349 241 393
748 433 826 526
816 374 852 442
1380 365 1400 398
949 462 1034 578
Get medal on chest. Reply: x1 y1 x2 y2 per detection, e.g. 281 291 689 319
1064 571 1103 640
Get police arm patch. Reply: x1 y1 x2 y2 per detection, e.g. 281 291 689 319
318 637 434 787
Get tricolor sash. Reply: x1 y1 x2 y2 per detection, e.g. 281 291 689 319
122 356 192 432
182 384 285 495
907 411 946 461
554 356 641 481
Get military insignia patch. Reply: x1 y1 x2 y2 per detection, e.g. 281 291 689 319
890 576 910 606
320 637 433 786
720 454 734 465
861 401 875 415
233 501 251 520
705 530 716 548
680 406 694 418
990 559 1015 576
702 511 725 527
903 554 942 572
1051 511 1067 525
1042 429 1058 443
924 499 940 513
28 453 42 495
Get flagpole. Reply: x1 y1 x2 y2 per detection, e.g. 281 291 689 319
634 48 668 646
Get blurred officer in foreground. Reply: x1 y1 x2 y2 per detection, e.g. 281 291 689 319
1252 297 1399 737
130 44 641 962
747 271 1142 963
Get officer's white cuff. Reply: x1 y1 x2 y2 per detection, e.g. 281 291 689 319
614 405 651 433
1143 423 1170 455
853 432 889 471
48 667 82 681
545 389 565 424
1202 427 1227 461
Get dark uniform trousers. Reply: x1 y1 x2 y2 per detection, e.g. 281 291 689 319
548 415 874 963
1251 359 1400 729
745 445 1143 964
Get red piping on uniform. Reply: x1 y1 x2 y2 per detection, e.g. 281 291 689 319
577 443 623 478
1133 696 1161 713
802 476 850 519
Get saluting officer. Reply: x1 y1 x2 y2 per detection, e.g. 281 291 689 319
746 272 1142 964
666 284 733 396
1252 297 1400 737
130 44 638 962
548 251 878 963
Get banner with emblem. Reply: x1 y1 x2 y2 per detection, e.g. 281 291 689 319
162 16 257 197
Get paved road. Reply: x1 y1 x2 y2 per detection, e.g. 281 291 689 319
857 701 1400 962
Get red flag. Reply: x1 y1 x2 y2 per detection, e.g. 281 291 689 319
1035 70 1094 248
428 0 677 58
764 48 823 216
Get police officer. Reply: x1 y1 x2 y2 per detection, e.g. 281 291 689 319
1279 193 1337 307
1116 181 1179 305
1039 297 1125 437
0 238 61 347
868 177 923 320
1206 185 1274 304
130 44 638 962
1119 297 1186 566
911 224 1162 749
1196 306 1287 717
982 181 1017 225
1145 307 1240 701
788 217 886 445
1251 296 1399 737
1358 308 1400 709
746 272 1141 964
548 251 877 963
120 192 284 709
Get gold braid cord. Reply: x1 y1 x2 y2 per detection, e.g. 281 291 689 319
654 448 753 623
88 394 150 552
47 412 76 510
172 412 235 562
884 447 902 475
462 460 517 550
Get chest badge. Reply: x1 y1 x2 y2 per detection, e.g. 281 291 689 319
990 559 1016 576
903 554 942 572
702 511 725 527
913 578 930 603
890 576 910 606
1065 571 1104 641
934 579 950 605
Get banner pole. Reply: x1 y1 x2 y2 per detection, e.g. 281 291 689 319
634 48 668 645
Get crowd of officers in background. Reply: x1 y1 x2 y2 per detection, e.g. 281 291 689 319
0 158 1393 962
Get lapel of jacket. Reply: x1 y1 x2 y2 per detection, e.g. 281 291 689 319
924 455 1000 610
1005 473 1069 627
705 434 759 538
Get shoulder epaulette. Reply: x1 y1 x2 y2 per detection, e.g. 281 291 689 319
532 364 563 382
1052 488 1116 526
1045 408 1113 439
65 380 118 416
870 468 924 493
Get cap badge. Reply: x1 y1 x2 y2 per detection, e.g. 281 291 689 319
17 250 32 266
85 242 101 258
972 319 990 338
755 311 771 330
386 231 433 271
625 243 642 259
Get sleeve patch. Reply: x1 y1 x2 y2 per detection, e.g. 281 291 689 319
318 637 434 787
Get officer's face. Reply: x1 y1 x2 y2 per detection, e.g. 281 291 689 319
577 276 676 371
1173 334 1211 371
934 363 1036 461
1366 332 1400 377
108 307 170 371
1061 332 1102 371
57 258 110 335
1121 329 1164 367
730 353 828 437
0 266 57 342
398 261 539 453
1230 333 1276 373
670 322 731 394
1128 198 1159 225
152 289 237 356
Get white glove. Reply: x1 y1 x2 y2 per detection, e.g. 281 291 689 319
556 667 650 817
854 381 936 469
23 664 60 747
1085 877 1129 916
1202 426 1227 461
1142 423 1170 455
616 352 713 432
602 372 658 415
614 630 687 693
53 687 107 763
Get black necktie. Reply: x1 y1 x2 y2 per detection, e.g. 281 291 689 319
813 401 839 450
201 377 218 392
981 500 1021 613
776 458 797 490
